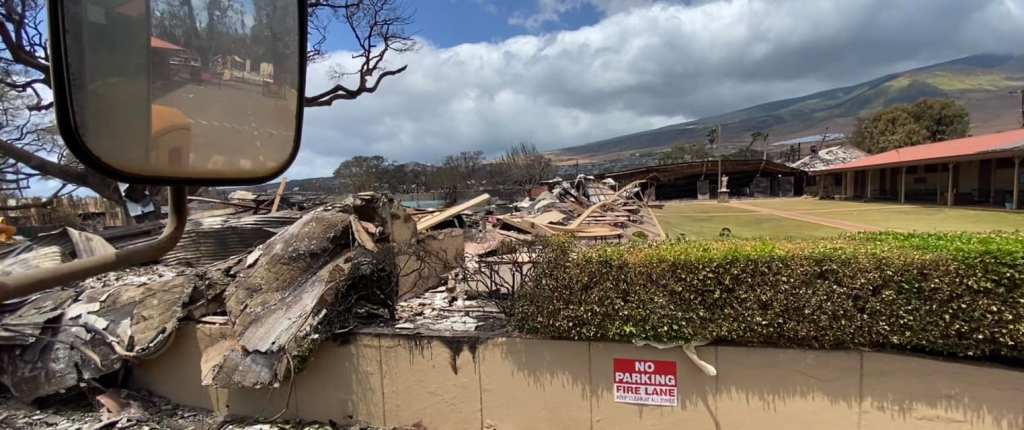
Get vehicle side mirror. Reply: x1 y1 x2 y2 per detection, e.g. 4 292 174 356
48 0 306 185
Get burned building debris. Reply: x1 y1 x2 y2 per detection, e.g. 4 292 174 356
492 176 663 242
0 173 662 415
600 159 807 201
0 193 405 401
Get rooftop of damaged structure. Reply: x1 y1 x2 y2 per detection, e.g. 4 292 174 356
0 177 660 414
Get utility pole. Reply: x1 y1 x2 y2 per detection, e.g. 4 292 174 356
1010 89 1023 128
714 124 722 194
762 131 769 161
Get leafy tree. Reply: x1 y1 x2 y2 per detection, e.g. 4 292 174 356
658 141 710 164
851 98 969 154
909 98 970 142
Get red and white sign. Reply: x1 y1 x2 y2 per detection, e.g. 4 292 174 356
613 358 678 406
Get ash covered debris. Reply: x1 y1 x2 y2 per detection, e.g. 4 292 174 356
0 387 398 429
393 285 504 333
492 176 663 242
204 195 401 388
385 178 663 335
0 183 639 414
790 144 867 172
0 193 413 401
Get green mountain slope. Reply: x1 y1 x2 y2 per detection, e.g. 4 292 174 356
554 54 1024 161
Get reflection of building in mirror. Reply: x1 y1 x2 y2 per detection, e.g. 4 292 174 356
212 55 275 85
141 0 301 178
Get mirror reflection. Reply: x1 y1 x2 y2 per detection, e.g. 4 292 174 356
65 0 300 180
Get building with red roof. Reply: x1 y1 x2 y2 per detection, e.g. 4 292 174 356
811 129 1024 208
150 36 185 51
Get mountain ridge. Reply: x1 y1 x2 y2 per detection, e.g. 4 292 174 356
552 53 1024 162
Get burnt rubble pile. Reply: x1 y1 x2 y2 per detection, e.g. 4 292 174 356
0 193 445 404
491 176 663 242
0 177 664 413
389 176 664 334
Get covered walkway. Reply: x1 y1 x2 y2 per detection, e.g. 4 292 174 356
813 129 1024 209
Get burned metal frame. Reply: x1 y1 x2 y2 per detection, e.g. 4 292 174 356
0 186 188 301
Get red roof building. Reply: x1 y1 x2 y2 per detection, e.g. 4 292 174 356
810 129 1024 209
150 36 185 51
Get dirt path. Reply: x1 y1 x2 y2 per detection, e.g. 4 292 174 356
727 201 883 232
643 205 668 240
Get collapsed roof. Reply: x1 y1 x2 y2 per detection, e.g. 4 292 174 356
790 145 868 172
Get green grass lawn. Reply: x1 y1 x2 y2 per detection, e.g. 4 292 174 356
738 198 897 212
811 205 1024 232
655 213 843 240
653 202 754 215
654 198 1024 240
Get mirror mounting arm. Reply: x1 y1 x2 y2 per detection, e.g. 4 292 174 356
0 186 189 302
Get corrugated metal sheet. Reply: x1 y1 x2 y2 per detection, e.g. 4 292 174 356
0 228 115 262
0 212 302 269
99 222 165 249
161 212 301 267
0 246 64 277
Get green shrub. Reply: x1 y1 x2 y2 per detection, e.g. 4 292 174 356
511 232 1024 361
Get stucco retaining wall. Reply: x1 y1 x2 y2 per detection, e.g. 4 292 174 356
132 324 1024 430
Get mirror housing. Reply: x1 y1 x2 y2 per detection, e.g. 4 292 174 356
48 0 307 185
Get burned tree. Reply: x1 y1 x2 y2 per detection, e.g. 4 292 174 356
305 0 415 106
0 0 414 211
0 0 123 208
495 143 554 192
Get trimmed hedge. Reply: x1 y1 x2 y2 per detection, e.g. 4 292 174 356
511 232 1024 361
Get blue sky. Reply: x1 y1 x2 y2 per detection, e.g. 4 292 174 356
322 0 605 51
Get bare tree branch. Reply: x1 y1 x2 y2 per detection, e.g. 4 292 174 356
304 0 415 107
0 0 125 206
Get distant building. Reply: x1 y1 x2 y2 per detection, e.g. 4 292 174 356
600 159 807 200
771 133 847 147
0 196 126 234
812 129 1024 208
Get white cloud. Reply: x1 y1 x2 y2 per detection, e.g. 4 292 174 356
288 0 1024 179
509 0 663 30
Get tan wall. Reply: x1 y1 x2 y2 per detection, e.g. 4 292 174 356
958 160 981 195
396 228 465 300
134 324 1024 430
905 170 944 197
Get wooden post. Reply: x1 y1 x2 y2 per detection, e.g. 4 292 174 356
1014 157 1021 210
845 171 853 198
899 166 906 204
947 163 955 207
865 170 872 200
271 177 287 213
817 175 823 198
991 160 997 205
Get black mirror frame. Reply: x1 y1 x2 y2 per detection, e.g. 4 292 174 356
46 0 308 186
